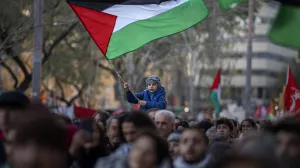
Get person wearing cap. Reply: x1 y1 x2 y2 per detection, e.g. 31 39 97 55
0 91 30 165
168 130 182 160
124 75 167 111
0 91 30 134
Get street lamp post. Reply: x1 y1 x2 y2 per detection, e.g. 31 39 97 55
32 0 43 101
245 0 254 117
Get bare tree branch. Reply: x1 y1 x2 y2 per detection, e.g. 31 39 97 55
70 84 86 105
1 61 18 88
96 61 118 78
56 79 65 99
43 22 78 64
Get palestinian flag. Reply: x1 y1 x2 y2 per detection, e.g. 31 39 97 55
268 1 300 49
209 69 221 118
67 0 209 59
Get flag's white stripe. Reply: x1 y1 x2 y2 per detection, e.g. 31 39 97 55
103 0 189 32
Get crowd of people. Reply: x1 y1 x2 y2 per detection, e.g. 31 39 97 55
0 91 299 168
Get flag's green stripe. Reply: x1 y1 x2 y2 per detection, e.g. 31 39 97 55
106 0 208 59
268 5 300 49
210 90 220 118
218 0 240 10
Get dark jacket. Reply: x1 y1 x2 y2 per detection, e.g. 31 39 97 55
95 155 173 168
71 146 108 168
126 87 167 111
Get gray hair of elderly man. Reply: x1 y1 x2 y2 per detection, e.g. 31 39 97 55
155 110 175 123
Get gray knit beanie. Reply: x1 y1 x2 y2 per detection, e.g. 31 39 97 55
167 131 181 143
146 75 161 87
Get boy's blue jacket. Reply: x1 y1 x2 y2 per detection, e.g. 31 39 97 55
126 87 167 111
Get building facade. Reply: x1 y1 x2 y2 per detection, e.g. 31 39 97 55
194 2 298 109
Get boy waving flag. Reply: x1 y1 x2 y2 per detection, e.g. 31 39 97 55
67 0 209 59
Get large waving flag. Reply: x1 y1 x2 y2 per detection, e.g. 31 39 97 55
68 0 209 60
268 1 300 49
285 66 300 113
209 69 221 118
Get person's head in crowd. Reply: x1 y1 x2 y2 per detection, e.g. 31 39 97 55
216 118 233 141
4 103 53 156
240 119 258 135
122 111 156 144
174 117 182 130
234 132 276 159
210 142 233 162
146 75 162 93
177 121 189 131
0 91 30 133
106 116 122 151
69 118 108 161
4 104 59 156
188 120 198 128
196 119 214 133
167 130 182 160
8 110 68 168
259 120 272 131
147 108 160 121
206 127 216 141
56 114 72 126
230 119 239 139
93 110 110 130
118 112 130 143
177 128 209 164
129 131 171 168
270 118 300 162
155 110 175 139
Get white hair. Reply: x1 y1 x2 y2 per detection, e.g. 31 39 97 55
155 110 175 123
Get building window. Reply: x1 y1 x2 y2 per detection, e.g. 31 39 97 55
258 88 263 99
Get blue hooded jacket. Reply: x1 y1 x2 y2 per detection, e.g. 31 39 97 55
126 87 167 111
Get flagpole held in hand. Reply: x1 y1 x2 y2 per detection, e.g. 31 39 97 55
106 59 140 102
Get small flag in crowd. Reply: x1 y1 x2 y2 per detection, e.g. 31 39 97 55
284 66 300 113
218 0 241 9
209 69 221 118
268 4 300 49
67 0 209 59
266 102 276 120
63 105 96 119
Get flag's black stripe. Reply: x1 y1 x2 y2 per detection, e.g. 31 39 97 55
68 0 172 11
275 0 300 6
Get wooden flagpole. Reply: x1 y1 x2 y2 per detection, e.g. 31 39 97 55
106 59 140 102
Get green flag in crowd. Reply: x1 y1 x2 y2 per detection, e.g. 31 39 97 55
218 0 241 9
268 4 300 49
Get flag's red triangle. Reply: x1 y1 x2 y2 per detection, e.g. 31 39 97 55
68 3 117 55
210 69 221 92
